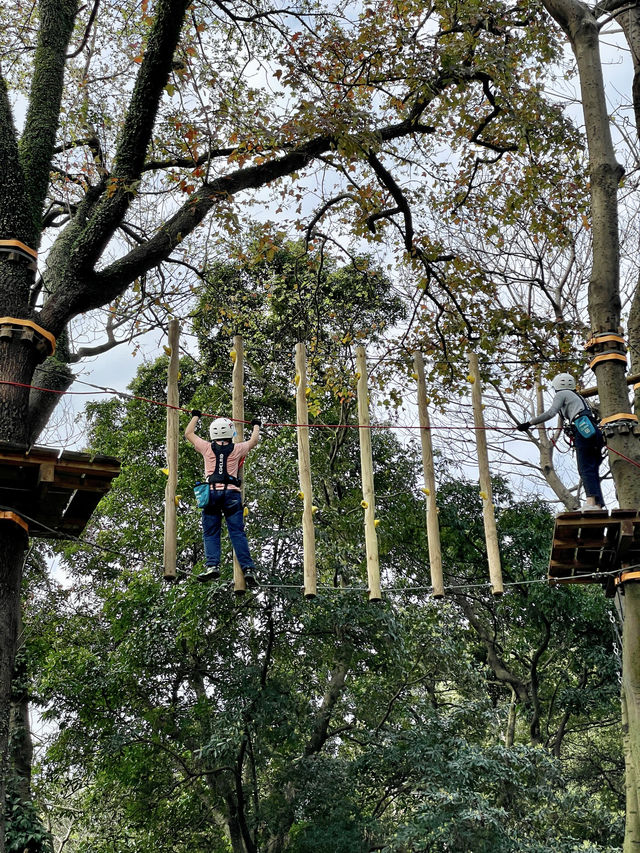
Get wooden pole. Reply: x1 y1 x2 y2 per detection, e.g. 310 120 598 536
413 352 444 599
232 335 246 595
163 319 180 580
356 346 382 602
295 343 317 598
469 353 503 596
580 372 640 398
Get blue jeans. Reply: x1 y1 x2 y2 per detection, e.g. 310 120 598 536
201 489 254 569
574 430 605 506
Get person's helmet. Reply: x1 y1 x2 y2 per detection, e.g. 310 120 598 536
551 373 576 392
209 417 235 440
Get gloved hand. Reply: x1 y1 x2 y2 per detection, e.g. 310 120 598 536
191 409 202 418
250 417 262 427
516 422 531 432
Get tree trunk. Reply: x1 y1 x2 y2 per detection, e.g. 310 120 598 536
623 585 640 851
505 686 517 748
264 645 354 853
539 0 640 845
0 527 28 853
0 334 41 852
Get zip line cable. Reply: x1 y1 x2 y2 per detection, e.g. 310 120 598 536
5 496 635 597
0 503 137 562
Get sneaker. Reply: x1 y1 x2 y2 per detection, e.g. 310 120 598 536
581 503 604 512
242 567 258 588
197 566 220 582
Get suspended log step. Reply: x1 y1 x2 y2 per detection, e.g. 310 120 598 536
548 510 640 594
0 441 120 539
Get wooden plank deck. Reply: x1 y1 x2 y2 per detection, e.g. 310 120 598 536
0 441 120 539
549 510 640 590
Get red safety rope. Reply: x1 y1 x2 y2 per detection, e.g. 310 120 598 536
3 377 639 461
0 377 513 432
607 444 640 470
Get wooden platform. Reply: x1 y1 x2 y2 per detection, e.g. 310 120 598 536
549 510 640 593
0 441 120 539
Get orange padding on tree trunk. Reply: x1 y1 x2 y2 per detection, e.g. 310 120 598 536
615 571 640 586
0 317 56 355
599 412 639 426
0 511 28 533
585 334 625 350
589 353 627 368
0 239 37 260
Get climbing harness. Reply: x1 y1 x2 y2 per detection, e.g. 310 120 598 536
207 441 242 488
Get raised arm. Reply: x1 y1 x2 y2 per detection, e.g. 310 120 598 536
184 411 201 446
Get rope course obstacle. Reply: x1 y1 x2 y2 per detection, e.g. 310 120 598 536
295 342 317 599
0 442 120 540
163 318 180 580
546 328 640 594
413 351 444 599
160 329 507 600
549 511 640 597
231 334 247 594
0 317 635 598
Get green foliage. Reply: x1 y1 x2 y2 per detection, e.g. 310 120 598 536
22 251 623 853
4 775 51 853
31 374 623 851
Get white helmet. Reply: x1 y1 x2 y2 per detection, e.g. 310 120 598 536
551 373 576 392
209 417 235 440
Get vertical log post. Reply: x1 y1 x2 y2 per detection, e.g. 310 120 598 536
413 352 444 599
232 335 246 595
356 346 382 602
163 319 180 580
469 353 503 596
295 343 317 598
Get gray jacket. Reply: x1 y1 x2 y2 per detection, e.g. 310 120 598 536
529 389 587 426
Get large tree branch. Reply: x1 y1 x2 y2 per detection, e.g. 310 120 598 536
19 0 78 238
59 0 192 273
142 146 236 172
0 75 32 246
39 117 427 331
454 594 532 707
304 643 353 756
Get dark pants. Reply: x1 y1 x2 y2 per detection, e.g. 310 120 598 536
574 430 605 506
201 489 254 569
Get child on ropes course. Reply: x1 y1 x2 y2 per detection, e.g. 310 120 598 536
516 373 605 510
185 411 261 584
